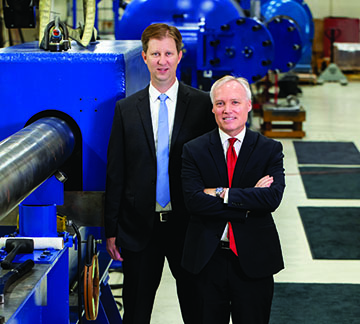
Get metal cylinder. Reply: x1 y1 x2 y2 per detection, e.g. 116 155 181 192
0 117 75 220
19 204 58 237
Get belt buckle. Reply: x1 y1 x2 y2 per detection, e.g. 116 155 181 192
159 212 168 222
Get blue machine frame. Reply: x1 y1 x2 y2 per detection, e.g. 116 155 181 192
0 40 150 323
0 40 149 191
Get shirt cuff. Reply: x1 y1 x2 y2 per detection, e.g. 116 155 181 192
224 188 229 204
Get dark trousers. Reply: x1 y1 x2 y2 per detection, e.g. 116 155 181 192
197 246 274 324
121 220 200 324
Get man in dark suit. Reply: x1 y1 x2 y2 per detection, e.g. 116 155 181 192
104 23 215 323
181 75 285 324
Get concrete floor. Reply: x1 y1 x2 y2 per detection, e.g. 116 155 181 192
109 80 360 323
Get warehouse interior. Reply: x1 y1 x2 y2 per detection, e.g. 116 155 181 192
0 0 360 323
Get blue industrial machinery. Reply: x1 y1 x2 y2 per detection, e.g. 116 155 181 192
259 0 314 72
195 17 275 84
114 0 314 87
0 40 150 323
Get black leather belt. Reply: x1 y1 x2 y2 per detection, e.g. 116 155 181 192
156 211 172 222
219 241 230 249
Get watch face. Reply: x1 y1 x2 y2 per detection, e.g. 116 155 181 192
216 187 224 196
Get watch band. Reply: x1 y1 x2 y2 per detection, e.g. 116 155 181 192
215 187 224 198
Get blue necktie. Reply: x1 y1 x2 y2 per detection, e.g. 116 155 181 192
156 94 170 207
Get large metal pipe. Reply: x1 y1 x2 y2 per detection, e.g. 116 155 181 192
0 117 75 220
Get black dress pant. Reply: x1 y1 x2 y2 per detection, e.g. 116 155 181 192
197 246 274 324
121 219 200 324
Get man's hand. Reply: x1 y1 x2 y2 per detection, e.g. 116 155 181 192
106 237 123 261
255 175 273 188
203 188 216 197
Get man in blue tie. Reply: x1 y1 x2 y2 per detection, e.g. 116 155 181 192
104 23 215 323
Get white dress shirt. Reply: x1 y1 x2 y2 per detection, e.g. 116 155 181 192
149 80 179 211
149 79 178 150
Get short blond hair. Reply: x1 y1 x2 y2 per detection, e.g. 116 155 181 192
210 75 252 103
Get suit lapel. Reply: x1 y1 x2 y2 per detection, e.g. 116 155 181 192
136 86 156 159
208 129 258 187
170 82 188 151
208 130 229 186
232 129 257 186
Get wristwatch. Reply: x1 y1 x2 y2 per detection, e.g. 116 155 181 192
215 187 225 198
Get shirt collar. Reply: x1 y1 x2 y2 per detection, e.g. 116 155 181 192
149 79 179 103
218 127 246 146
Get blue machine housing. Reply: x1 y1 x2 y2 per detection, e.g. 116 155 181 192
261 0 314 72
0 40 149 191
196 17 275 83
113 0 314 86
115 0 250 86
0 40 149 323
115 0 245 40
266 17 302 72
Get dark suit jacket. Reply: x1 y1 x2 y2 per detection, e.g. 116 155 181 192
104 82 215 252
181 128 285 278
